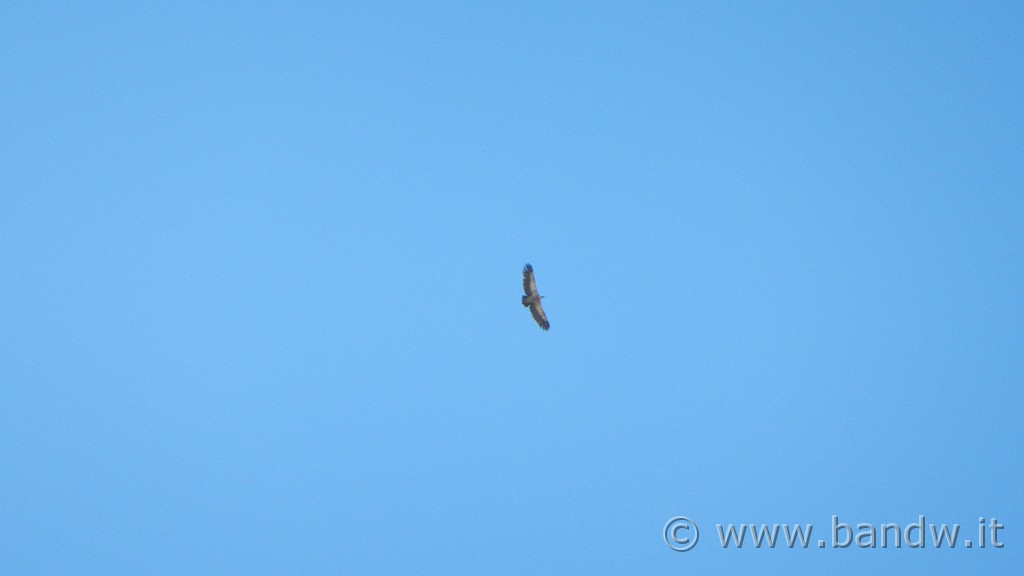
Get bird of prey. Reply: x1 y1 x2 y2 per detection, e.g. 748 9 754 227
521 263 550 330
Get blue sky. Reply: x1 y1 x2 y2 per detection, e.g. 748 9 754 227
1 2 1021 574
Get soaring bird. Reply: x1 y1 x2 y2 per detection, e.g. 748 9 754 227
521 263 550 330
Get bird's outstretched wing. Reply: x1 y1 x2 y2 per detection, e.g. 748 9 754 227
529 300 550 330
523 263 539 298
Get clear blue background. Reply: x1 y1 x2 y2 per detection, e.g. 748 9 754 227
2 2 1021 573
